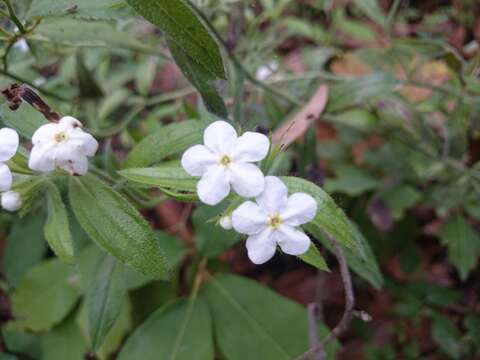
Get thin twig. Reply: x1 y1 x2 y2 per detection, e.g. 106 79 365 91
296 234 355 360
1 84 61 121
2 0 25 33
307 303 321 360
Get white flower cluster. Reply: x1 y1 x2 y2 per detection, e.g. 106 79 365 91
182 121 317 264
0 116 98 212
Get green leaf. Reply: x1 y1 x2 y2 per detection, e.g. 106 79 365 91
42 312 87 360
326 73 398 113
76 53 104 99
167 37 228 118
69 174 170 279
432 313 464 359
124 120 205 168
33 18 155 52
315 222 383 289
298 244 329 271
2 215 46 286
11 259 80 331
117 299 214 360
201 274 338 360
87 255 126 351
0 103 47 138
352 0 387 27
192 204 241 258
44 183 75 263
282 176 363 253
119 162 198 195
380 185 421 220
126 0 225 79
324 165 378 196
440 214 480 281
282 176 383 288
28 0 126 19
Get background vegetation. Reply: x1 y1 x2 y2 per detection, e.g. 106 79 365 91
0 0 479 359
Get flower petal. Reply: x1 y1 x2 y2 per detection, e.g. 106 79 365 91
256 176 288 213
1 191 22 212
229 163 265 198
0 163 12 192
58 116 82 130
0 128 19 161
232 132 270 162
197 164 230 205
28 145 55 172
203 121 237 154
231 201 267 235
53 145 88 175
281 193 317 226
32 123 57 146
181 144 217 176
68 130 98 156
246 228 276 264
274 225 311 256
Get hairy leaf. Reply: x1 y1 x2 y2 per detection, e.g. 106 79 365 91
124 120 205 168
69 175 170 278
126 0 225 79
44 183 75 263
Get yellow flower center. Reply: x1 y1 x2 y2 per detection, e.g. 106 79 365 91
267 213 282 229
53 131 67 143
219 154 232 167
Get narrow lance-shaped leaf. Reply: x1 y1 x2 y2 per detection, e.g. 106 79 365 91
126 0 225 79
69 174 170 278
124 120 205 168
87 254 126 351
167 37 228 118
44 183 75 263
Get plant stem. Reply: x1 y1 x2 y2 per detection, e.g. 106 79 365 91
0 70 70 102
296 234 355 360
186 0 302 107
2 0 25 33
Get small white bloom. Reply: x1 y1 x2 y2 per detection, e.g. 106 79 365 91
219 215 233 230
1 191 22 212
232 176 317 264
0 128 19 192
255 61 279 81
13 38 29 53
181 121 270 205
29 116 98 176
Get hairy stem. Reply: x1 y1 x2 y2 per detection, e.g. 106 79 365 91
296 234 355 360
2 0 25 33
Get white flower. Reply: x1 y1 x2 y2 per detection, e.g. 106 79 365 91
13 38 29 53
255 61 279 81
1 191 22 212
29 116 98 175
232 176 317 264
219 215 233 230
181 121 270 205
0 128 19 192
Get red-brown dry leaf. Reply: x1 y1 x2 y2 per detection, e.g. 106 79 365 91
272 84 329 148
352 135 383 165
316 121 337 141
273 268 317 305
151 63 183 93
330 52 372 77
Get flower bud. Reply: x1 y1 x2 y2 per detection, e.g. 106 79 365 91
219 215 233 230
2 191 22 212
